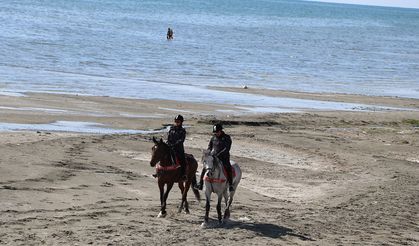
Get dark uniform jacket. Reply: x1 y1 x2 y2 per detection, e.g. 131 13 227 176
167 126 186 154
207 132 232 164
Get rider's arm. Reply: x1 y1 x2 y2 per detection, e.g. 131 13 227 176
166 128 173 146
173 128 186 147
207 136 213 151
215 135 232 157
225 135 232 152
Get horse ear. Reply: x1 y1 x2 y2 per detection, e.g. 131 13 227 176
153 136 158 144
159 138 163 143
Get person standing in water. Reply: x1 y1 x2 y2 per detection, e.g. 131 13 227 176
167 27 173 40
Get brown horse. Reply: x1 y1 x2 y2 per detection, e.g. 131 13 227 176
150 137 200 217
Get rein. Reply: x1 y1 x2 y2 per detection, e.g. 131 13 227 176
204 156 226 183
156 163 180 171
203 176 226 183
155 145 179 172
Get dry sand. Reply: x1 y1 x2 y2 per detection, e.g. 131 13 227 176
0 90 418 245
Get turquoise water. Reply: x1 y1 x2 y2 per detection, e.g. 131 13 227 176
1 0 419 103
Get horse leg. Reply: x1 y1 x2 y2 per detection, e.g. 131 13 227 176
224 191 235 220
184 198 189 214
223 190 229 220
182 180 191 214
158 181 166 218
201 190 211 228
223 190 228 206
225 166 240 220
159 182 174 218
216 194 223 225
178 182 185 213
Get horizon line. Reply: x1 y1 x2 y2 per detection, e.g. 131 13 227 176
305 0 419 10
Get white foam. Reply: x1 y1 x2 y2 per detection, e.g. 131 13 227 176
158 107 193 113
119 113 166 118
236 106 299 113
0 106 68 113
0 91 26 97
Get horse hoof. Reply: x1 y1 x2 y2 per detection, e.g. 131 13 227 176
157 211 166 218
184 210 190 214
200 222 208 229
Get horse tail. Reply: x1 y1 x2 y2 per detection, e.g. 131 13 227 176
191 174 201 202
186 154 201 202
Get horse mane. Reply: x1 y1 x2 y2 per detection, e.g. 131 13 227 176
201 149 210 163
153 137 170 150
158 141 172 161
212 155 222 169
202 150 222 171
152 137 172 165
159 141 170 150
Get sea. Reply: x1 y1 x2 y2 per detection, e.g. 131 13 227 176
1 0 419 107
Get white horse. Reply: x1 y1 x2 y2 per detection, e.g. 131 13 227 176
201 150 242 228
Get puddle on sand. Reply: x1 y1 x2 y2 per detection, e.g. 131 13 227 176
0 121 165 134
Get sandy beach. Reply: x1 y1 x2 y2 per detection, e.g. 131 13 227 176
0 90 418 245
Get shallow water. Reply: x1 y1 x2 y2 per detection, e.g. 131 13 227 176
0 121 164 134
0 0 418 107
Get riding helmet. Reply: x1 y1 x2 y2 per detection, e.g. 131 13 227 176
213 123 223 133
174 114 184 122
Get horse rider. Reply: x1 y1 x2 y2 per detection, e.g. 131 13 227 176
195 123 234 192
152 115 187 180
168 115 187 179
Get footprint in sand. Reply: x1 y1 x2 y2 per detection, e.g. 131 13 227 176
101 182 114 187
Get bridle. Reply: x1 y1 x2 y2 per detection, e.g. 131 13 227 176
151 142 170 166
204 154 220 177
203 154 227 185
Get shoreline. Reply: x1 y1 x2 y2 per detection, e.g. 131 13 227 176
209 86 419 109
0 89 418 134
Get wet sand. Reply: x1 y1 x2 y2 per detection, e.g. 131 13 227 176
0 91 418 245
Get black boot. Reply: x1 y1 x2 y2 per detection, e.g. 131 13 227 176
225 165 234 192
194 168 206 190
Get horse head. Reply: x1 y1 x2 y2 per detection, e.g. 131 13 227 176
150 136 170 167
202 150 219 178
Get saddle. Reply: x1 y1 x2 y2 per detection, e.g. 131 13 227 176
203 160 236 183
215 158 236 178
156 153 193 172
174 153 193 166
